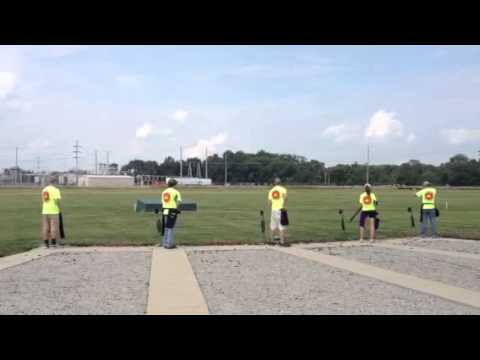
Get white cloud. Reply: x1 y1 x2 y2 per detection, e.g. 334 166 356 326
37 45 87 58
136 123 154 139
116 74 141 87
321 124 359 144
169 110 189 123
442 128 480 145
158 128 173 136
406 133 417 143
0 72 16 98
365 110 404 140
432 49 448 58
27 139 51 151
135 122 173 140
185 132 228 158
226 60 343 79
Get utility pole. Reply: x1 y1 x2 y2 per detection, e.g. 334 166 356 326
94 150 98 175
196 161 202 178
205 147 208 179
73 140 81 186
180 146 183 177
224 152 228 186
366 143 370 184
188 161 192 177
15 146 19 184
36 157 40 173
106 151 110 174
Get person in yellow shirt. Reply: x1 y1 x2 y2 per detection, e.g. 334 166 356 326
268 177 289 247
41 176 62 248
161 178 182 249
415 181 438 238
358 184 378 243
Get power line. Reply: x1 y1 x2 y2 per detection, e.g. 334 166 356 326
73 140 81 185
15 146 20 184
224 151 228 186
180 146 183 177
366 143 370 184
205 147 208 179
196 161 202 178
95 150 98 175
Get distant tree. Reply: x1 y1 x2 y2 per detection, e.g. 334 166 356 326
119 151 480 186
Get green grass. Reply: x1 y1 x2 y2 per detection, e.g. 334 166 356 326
1 186 479 257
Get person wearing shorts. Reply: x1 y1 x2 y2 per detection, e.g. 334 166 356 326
268 177 289 246
41 176 62 248
359 183 378 243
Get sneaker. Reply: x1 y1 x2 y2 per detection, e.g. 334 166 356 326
279 242 291 247
165 245 177 249
44 240 49 248
51 240 57 248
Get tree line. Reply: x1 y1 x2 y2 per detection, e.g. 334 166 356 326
121 151 480 186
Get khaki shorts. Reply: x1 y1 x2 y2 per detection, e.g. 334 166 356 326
271 210 286 231
42 214 59 240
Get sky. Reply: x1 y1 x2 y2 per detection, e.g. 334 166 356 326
0 45 479 172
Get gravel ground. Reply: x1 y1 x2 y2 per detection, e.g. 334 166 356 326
401 238 480 255
316 245 480 292
188 249 480 315
0 251 151 315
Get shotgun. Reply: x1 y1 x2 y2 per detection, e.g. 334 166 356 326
349 206 362 223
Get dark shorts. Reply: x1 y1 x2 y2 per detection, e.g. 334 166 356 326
359 211 377 227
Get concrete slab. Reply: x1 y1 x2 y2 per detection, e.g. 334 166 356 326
147 248 209 315
53 246 153 253
373 243 480 261
0 247 52 271
274 246 480 309
183 245 269 252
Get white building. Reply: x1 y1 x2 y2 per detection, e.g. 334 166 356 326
166 177 212 186
78 175 134 187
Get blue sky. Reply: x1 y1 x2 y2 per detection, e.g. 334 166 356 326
0 45 479 172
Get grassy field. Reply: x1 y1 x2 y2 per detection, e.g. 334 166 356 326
1 186 480 257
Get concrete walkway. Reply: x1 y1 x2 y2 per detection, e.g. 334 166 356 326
274 246 480 309
373 243 480 260
2 239 480 314
0 247 52 271
147 247 209 315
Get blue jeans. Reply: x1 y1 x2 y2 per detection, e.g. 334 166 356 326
421 209 438 237
163 228 175 248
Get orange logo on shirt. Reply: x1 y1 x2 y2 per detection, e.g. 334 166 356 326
363 196 372 205
43 191 50 201
163 193 171 202
272 190 280 199
425 192 434 201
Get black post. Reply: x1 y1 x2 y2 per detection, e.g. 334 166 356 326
407 207 415 228
260 210 266 235
339 209 346 232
